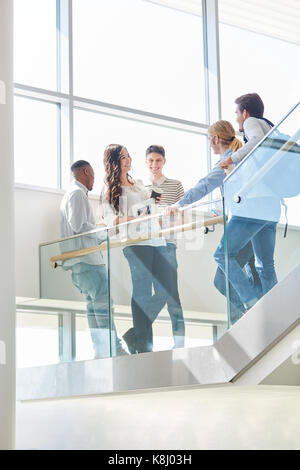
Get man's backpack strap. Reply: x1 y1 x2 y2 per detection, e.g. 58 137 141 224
243 117 274 144
261 117 275 128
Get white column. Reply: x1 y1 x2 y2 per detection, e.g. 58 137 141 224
0 0 15 450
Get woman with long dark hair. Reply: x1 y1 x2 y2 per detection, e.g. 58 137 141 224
100 144 168 354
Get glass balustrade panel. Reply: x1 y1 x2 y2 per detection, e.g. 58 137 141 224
107 199 229 357
38 227 113 364
223 101 300 326
35 198 231 364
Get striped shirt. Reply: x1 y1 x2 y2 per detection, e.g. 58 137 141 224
147 175 184 245
147 175 185 207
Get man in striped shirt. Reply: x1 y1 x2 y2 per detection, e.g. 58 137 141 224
145 145 185 348
147 166 185 208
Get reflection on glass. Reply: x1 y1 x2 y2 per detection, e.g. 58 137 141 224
73 0 205 122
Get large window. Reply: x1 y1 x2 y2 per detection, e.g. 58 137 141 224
14 0 57 91
218 0 300 226
13 0 211 192
14 96 59 188
74 109 207 193
219 0 300 124
73 0 205 122
15 1 299 193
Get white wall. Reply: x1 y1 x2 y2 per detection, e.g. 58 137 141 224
15 185 100 298
15 186 63 298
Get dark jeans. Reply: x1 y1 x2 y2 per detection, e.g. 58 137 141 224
123 244 185 353
151 243 185 348
214 242 262 325
214 216 277 308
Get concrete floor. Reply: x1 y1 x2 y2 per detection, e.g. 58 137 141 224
16 384 300 450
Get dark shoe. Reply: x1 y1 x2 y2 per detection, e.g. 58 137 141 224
122 328 137 354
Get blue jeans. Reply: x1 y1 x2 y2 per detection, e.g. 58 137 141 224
214 241 262 324
214 216 277 308
151 243 185 348
123 244 184 352
123 245 157 353
71 263 119 358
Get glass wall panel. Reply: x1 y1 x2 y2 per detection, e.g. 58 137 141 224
73 109 207 195
73 0 205 122
14 0 57 90
14 96 59 188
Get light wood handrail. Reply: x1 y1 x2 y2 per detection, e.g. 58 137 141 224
50 215 224 265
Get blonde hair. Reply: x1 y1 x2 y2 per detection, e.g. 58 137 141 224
208 120 242 153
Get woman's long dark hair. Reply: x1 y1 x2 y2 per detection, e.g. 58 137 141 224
103 144 132 213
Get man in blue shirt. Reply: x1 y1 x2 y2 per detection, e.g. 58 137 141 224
180 153 262 323
167 122 262 324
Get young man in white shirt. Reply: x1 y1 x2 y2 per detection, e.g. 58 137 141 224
220 93 273 169
60 160 126 358
215 93 278 312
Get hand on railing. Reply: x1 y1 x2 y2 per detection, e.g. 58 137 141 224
164 205 179 216
219 155 233 170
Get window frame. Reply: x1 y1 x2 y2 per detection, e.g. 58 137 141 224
13 0 221 192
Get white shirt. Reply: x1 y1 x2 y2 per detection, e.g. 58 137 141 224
231 117 272 163
100 179 166 247
60 180 105 268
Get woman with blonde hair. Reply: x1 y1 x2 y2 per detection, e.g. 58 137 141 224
165 119 262 324
208 119 243 163
165 119 242 209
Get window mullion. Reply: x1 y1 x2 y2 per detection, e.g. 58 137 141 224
202 0 221 173
57 0 73 189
